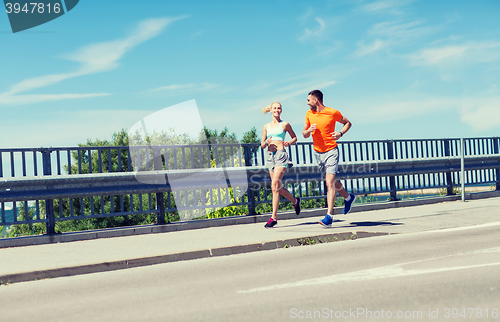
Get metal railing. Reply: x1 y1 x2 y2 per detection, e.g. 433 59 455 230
1 138 499 177
1 137 499 236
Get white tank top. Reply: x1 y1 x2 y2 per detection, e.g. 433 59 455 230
266 121 286 141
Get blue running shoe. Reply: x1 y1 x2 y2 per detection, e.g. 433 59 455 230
343 194 357 215
318 214 333 227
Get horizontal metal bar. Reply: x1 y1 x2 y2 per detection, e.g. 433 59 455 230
1 155 499 203
55 209 159 222
2 137 499 153
0 218 47 226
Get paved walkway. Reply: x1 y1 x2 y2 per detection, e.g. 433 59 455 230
1 196 500 284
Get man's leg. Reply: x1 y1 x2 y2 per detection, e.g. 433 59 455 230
325 173 336 215
334 179 349 199
334 176 357 215
317 148 342 226
318 173 336 227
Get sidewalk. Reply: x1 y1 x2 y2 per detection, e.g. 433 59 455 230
1 194 500 285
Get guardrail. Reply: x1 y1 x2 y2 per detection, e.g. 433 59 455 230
1 154 499 235
1 137 499 176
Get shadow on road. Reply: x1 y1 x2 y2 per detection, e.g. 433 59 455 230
349 221 403 227
274 220 402 229
275 219 346 228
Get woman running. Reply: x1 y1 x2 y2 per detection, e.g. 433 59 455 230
261 102 301 228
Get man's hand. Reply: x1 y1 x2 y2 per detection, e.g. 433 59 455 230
331 132 342 140
303 123 317 138
307 124 317 133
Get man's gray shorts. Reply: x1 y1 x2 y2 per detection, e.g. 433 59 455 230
314 147 339 174
266 150 292 171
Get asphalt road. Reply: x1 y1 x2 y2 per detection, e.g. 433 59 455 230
1 222 499 322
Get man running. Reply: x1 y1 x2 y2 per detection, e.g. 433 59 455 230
302 89 356 227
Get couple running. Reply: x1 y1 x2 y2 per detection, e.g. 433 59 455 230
262 89 356 228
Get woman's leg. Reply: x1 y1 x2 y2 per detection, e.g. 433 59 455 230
278 179 296 203
269 169 279 220
270 166 297 219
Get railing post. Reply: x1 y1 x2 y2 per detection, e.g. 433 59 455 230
494 138 500 191
247 185 258 216
42 150 55 234
243 145 257 215
153 147 166 224
444 139 455 195
387 140 398 201
461 138 465 202
243 144 252 167
323 180 328 208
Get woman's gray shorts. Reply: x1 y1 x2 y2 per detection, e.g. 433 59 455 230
313 147 340 174
266 150 292 171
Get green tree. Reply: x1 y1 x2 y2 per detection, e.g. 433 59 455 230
197 126 239 167
129 128 198 170
5 203 45 237
198 126 238 145
241 127 260 144
241 126 260 165
67 129 131 174
3 127 343 237
49 129 158 232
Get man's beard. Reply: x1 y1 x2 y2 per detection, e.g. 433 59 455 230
309 105 317 111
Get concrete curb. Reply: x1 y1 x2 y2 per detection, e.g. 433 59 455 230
2 190 499 248
0 230 391 285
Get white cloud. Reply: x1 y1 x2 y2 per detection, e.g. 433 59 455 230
197 76 339 134
410 45 467 66
299 17 326 41
298 8 314 23
64 17 187 76
191 30 205 37
142 82 219 95
0 109 153 148
368 20 434 40
0 16 188 106
273 80 337 102
460 97 500 131
128 100 204 142
356 39 387 56
348 97 460 124
315 42 343 57
362 0 416 15
355 20 436 57
409 41 500 67
0 93 111 105
244 74 338 108
345 95 500 133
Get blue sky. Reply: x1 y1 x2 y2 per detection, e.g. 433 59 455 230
1 0 499 148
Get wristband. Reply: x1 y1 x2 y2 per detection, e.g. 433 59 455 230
340 132 343 137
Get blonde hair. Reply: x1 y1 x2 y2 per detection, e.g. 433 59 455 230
261 101 281 114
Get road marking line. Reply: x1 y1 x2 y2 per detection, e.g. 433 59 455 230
239 261 500 294
419 221 500 234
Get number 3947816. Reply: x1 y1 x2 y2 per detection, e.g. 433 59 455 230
5 3 61 14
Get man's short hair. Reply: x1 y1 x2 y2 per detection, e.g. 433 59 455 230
308 90 323 103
